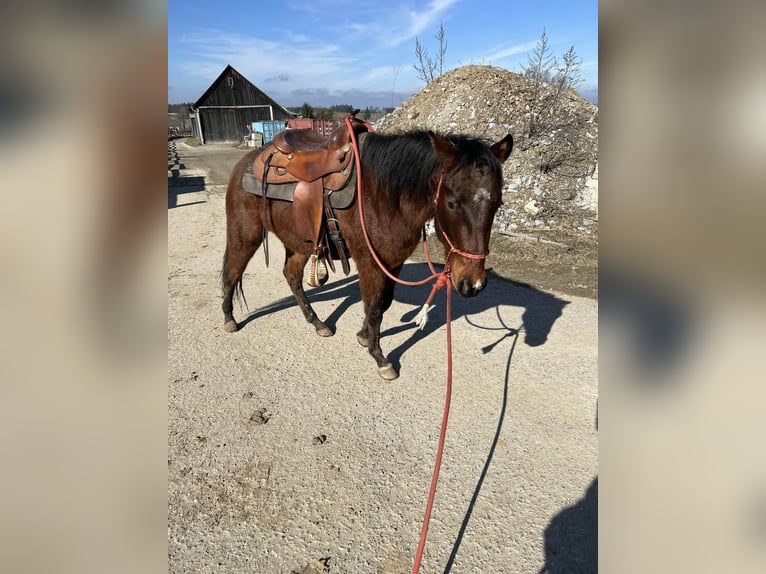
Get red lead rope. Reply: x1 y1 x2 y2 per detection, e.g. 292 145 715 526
345 116 485 573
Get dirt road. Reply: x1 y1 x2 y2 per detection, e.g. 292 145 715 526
168 140 598 573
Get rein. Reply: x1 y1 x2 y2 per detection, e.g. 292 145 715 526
345 116 484 574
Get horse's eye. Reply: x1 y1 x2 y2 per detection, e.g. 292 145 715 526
447 200 457 210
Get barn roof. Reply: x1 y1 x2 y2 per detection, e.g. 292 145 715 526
192 64 294 116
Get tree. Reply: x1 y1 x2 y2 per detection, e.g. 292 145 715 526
522 28 556 85
314 107 334 120
168 102 193 113
522 28 584 140
553 46 583 94
413 21 447 84
299 102 313 118
517 28 594 194
329 104 354 113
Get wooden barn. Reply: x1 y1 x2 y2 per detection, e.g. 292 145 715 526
190 65 294 144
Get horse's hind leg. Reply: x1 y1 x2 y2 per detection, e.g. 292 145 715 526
283 247 333 337
222 238 260 332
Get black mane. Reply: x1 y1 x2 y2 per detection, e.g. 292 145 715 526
360 131 501 210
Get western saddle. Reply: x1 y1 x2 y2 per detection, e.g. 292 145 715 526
252 111 370 286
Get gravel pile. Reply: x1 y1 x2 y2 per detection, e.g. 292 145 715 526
376 65 598 237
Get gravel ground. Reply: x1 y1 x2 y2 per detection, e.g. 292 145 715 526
168 140 597 573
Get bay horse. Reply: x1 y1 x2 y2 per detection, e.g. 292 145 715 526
221 129 513 379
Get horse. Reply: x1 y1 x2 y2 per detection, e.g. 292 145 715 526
221 128 514 380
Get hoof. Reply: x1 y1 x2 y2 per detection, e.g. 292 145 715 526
224 320 239 333
377 363 399 381
356 334 369 347
315 324 333 337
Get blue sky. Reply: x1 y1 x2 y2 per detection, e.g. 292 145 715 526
168 0 598 108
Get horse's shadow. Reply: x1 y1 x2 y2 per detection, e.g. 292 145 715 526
235 273 362 331
383 262 570 372
237 262 569 368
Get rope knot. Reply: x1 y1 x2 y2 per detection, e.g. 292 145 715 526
433 269 451 291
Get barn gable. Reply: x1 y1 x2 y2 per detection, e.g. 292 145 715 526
190 65 294 144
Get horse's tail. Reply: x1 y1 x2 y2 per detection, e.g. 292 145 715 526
221 245 249 312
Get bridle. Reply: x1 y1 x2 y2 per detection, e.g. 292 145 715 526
430 172 489 270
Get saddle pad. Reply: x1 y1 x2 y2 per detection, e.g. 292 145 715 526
241 133 366 211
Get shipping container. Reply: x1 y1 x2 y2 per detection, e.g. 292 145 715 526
252 120 289 144
286 118 337 140
312 119 336 139
287 118 313 130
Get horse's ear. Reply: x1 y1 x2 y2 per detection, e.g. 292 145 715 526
429 132 460 171
491 134 514 163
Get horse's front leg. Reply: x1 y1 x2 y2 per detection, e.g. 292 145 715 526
284 247 333 337
358 274 398 380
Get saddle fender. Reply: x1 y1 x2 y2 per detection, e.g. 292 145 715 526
292 179 324 244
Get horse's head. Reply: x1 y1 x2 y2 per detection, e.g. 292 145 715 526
430 132 514 297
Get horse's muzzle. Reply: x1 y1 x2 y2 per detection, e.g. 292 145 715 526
457 276 487 297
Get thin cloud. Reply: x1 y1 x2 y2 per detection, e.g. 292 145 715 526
291 87 329 96
482 40 539 63
179 30 355 87
369 0 460 47
176 1 462 92
347 22 370 34
359 66 398 83
284 86 414 108
406 0 459 38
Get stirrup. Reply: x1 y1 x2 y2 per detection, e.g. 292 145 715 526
307 253 329 287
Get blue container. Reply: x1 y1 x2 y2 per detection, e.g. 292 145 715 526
252 120 287 144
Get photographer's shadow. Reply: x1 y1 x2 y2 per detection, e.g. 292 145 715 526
383 263 570 370
538 478 598 574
